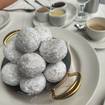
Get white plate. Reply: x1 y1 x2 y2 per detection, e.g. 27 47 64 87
0 11 9 29
0 29 99 105
32 3 78 28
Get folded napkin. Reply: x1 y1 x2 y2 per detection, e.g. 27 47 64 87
5 0 34 9
5 0 44 10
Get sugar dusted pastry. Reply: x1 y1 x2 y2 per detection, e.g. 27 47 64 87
39 38 67 63
3 39 22 64
1 63 20 86
19 53 46 78
15 27 40 53
34 24 52 42
20 74 46 95
44 61 66 83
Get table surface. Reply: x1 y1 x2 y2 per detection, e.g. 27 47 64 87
0 0 105 105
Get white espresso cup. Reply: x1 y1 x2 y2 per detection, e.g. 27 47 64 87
49 8 66 26
35 7 49 22
86 17 105 41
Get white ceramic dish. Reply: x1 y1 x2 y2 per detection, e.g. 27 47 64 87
33 3 78 28
0 11 9 29
0 28 99 105
88 39 105 50
82 31 105 50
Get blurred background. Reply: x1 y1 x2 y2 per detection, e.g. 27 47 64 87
101 0 105 4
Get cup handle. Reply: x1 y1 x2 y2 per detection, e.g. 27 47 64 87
51 72 81 99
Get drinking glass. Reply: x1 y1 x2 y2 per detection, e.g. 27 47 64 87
75 0 90 24
47 0 53 10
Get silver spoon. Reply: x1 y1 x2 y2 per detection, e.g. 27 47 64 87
25 0 50 9
2 8 35 12
24 0 36 9
34 0 51 9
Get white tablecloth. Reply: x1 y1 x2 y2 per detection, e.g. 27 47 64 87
0 0 105 105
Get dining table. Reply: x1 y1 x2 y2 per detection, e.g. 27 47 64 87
0 0 105 105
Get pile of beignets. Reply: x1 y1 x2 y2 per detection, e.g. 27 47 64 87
1 25 68 95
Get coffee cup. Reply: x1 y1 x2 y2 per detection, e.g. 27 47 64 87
35 7 49 22
86 17 105 41
49 8 66 26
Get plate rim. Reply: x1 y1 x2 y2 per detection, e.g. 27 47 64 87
89 39 105 50
51 28 100 105
0 11 10 29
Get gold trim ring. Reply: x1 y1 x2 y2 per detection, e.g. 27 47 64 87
3 30 20 45
51 72 81 99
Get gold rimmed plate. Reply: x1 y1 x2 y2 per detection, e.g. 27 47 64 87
0 28 99 105
2 29 81 100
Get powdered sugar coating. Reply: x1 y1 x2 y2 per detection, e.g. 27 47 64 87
1 63 20 86
39 38 67 63
15 27 40 53
3 39 22 64
44 61 66 83
19 53 46 78
34 25 52 42
20 74 46 95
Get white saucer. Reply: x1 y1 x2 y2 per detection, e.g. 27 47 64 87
0 11 10 29
88 38 105 50
82 32 105 50
0 28 99 105
32 3 78 28
76 30 105 50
